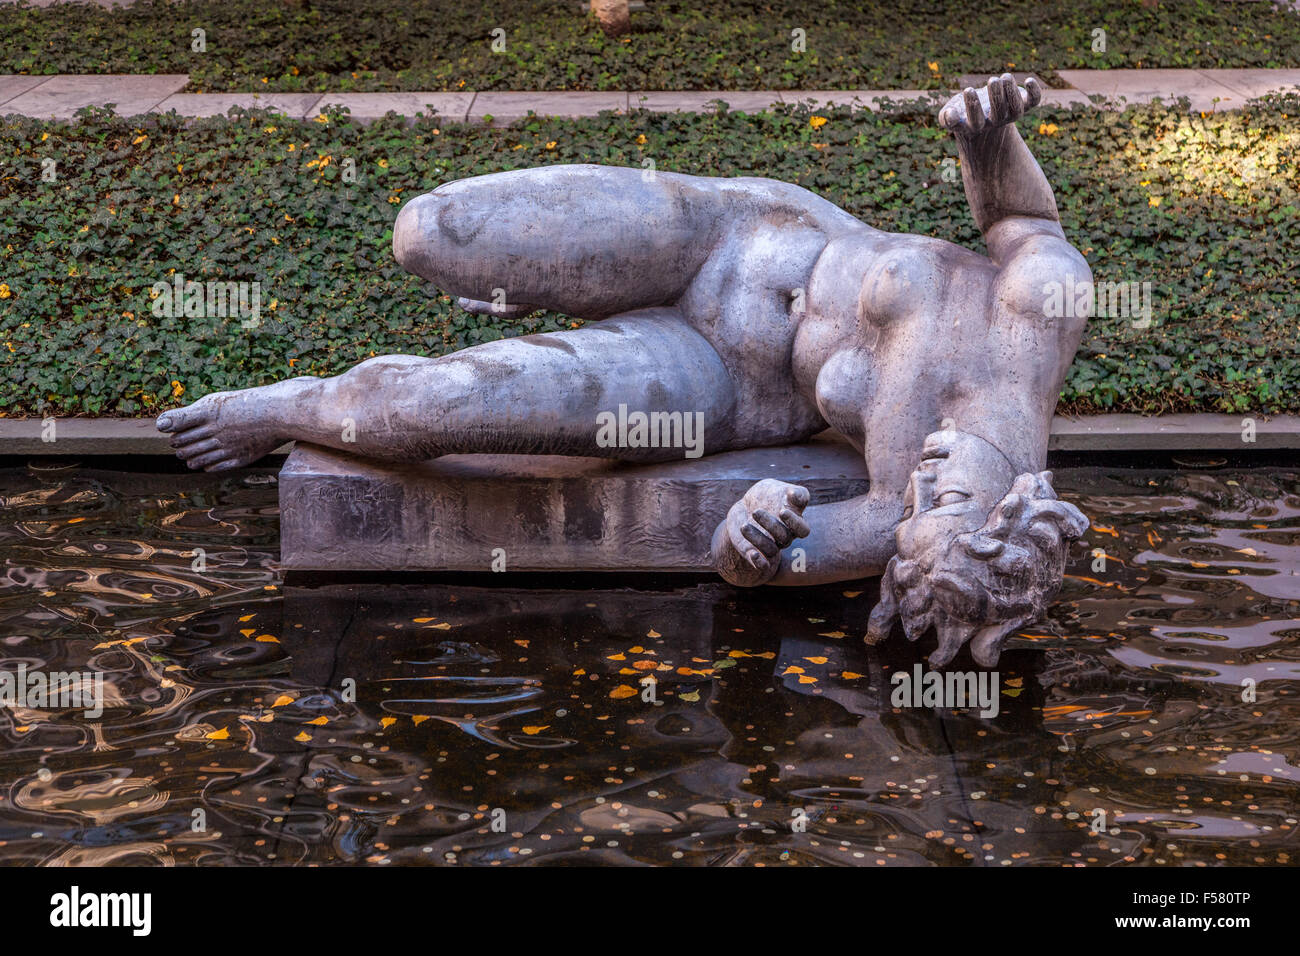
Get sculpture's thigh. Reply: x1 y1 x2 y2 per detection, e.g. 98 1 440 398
391 309 745 461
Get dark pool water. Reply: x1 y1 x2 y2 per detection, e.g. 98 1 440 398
0 461 1297 866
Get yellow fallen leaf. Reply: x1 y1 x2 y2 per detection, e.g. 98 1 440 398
412 715 431 726
804 656 828 664
294 731 310 742
798 675 818 684
679 689 700 702
609 685 638 699
782 666 805 675
521 725 549 735
380 717 396 729
271 695 294 708
842 671 864 680
206 727 230 740
306 716 328 726
818 631 846 639
646 629 661 638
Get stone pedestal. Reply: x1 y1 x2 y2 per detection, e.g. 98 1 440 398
278 432 870 572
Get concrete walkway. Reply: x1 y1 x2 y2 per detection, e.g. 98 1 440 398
0 415 1294 457
2 69 1300 122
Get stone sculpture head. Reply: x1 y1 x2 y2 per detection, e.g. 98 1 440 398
866 428 1089 667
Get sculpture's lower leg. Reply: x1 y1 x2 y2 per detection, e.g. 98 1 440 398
156 311 742 471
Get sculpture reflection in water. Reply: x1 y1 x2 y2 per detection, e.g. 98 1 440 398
157 75 1091 666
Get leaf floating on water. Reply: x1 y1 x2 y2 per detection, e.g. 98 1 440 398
413 617 435 623
842 671 864 680
271 695 294 708
646 629 661 638
294 731 310 742
239 629 255 637
239 614 255 622
609 685 637 699
680 689 701 702
607 653 627 661
411 715 431 726
206 727 230 740
1002 688 1023 697
521 725 549 735
1005 677 1024 688
798 675 818 684
843 591 861 598
712 659 737 669
818 631 846 639
254 634 279 643
782 666 805 675
422 622 452 630
804 656 829 664
380 717 396 729
306 716 329 726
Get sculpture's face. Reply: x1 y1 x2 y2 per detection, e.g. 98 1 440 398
894 429 1017 566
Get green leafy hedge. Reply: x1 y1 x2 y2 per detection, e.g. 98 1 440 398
0 94 1297 417
2 0 1299 92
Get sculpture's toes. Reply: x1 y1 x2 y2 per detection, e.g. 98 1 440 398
156 397 215 434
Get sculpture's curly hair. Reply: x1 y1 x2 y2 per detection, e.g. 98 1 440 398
866 471 1089 667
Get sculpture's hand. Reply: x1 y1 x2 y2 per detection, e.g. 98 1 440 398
938 73 1042 138
712 479 811 587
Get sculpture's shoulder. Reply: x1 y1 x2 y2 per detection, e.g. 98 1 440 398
990 221 1093 325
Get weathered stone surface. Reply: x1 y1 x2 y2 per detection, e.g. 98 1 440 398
312 93 476 123
1055 68 1248 111
152 92 324 119
0 75 49 108
469 91 628 124
279 433 871 572
630 91 784 113
4 74 188 119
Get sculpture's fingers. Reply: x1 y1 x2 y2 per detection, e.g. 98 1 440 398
784 484 811 512
778 507 811 539
740 520 779 559
1025 76 1042 109
999 74 1023 121
752 509 794 548
962 87 984 133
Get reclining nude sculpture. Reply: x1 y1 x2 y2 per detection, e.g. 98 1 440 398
157 75 1091 668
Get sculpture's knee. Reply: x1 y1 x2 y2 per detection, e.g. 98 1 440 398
392 183 495 283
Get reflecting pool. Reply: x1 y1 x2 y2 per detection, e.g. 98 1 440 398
0 461 1297 866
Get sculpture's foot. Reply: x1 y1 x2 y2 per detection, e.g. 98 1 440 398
156 378 312 471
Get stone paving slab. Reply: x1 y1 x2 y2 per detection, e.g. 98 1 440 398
1197 67 1300 98
779 89 936 109
312 92 476 123
152 92 324 120
630 90 783 113
3 74 188 120
469 91 628 124
1056 68 1260 111
0 75 49 107
4 69 1300 122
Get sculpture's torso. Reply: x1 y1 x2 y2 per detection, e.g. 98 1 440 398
675 193 1089 496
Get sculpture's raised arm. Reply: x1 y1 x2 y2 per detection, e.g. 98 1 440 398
938 74 1067 263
